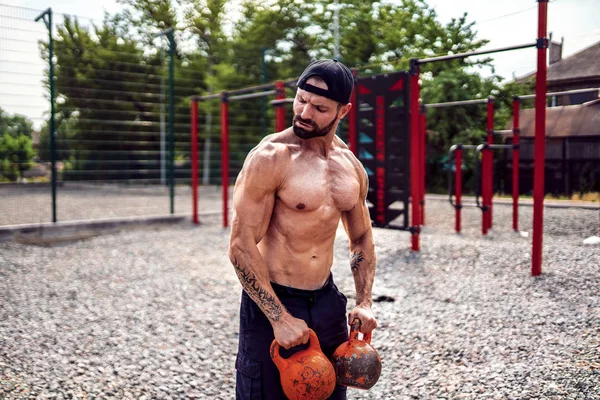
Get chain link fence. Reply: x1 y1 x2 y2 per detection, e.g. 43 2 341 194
0 4 284 227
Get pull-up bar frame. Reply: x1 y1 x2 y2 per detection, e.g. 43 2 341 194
517 87 599 100
410 0 547 276
475 143 519 234
425 98 489 109
415 42 537 65
448 144 479 233
190 81 291 227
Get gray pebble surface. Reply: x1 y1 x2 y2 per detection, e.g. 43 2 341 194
1 200 599 399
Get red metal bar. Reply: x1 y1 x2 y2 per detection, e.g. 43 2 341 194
221 94 230 228
512 98 520 232
482 98 494 234
455 148 462 233
275 80 286 132
420 110 426 225
348 69 358 156
532 0 548 276
487 97 495 231
375 96 386 227
191 99 199 225
409 65 421 251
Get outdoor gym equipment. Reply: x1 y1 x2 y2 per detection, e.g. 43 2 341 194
331 319 382 390
270 329 336 400
439 96 521 235
410 0 548 276
448 144 481 234
190 80 293 227
189 0 549 276
475 143 518 235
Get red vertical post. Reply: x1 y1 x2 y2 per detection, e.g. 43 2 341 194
532 0 548 276
275 80 286 132
348 69 358 156
512 97 520 232
191 98 199 225
420 108 426 225
483 97 494 234
409 60 421 251
455 147 462 233
221 93 230 228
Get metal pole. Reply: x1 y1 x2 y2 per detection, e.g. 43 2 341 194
275 81 286 132
455 147 462 233
35 8 56 223
420 108 426 226
261 48 267 137
334 0 340 59
409 59 421 251
221 93 230 228
487 97 495 231
160 64 167 185
417 42 537 65
196 82 285 101
482 97 494 234
348 69 358 156
424 98 489 109
204 112 212 185
229 90 277 101
532 0 548 277
168 31 175 214
512 98 520 232
517 87 599 100
191 99 199 225
155 28 176 214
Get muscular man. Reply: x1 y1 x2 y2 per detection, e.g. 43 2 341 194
229 59 377 399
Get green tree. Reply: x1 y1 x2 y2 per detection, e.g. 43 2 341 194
38 0 527 189
0 108 35 181
0 108 34 139
40 14 165 181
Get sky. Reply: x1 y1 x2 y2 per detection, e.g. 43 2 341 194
2 0 600 128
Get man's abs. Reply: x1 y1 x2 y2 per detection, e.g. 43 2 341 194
258 207 339 290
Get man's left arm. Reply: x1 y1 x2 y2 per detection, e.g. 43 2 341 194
341 163 377 333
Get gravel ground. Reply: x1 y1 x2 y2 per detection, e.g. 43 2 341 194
0 184 229 226
1 200 599 399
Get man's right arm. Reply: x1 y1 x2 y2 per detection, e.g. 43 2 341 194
228 142 309 349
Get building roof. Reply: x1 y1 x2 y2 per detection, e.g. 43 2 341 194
547 41 600 83
515 40 600 84
507 99 600 138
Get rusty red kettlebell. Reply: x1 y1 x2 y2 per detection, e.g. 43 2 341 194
331 319 382 389
270 329 336 400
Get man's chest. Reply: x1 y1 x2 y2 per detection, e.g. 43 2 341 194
277 156 360 213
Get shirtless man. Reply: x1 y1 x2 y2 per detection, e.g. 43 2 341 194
229 59 377 399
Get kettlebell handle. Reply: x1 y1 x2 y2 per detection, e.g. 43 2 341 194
350 318 372 344
270 329 320 371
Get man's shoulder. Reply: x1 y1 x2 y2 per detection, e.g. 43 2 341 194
332 137 368 184
333 137 363 167
245 131 293 168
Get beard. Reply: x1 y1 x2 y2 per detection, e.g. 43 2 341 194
292 113 338 140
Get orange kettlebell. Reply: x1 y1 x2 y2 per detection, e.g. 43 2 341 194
331 319 382 390
270 329 336 400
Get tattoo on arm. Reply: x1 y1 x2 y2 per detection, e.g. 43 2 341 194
232 257 283 322
350 250 365 272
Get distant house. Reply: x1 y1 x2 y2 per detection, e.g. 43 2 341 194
516 37 600 106
501 38 600 196
509 99 600 139
503 99 600 196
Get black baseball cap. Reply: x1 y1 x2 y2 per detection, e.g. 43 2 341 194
297 59 354 104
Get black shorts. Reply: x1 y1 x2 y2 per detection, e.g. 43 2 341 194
235 274 349 400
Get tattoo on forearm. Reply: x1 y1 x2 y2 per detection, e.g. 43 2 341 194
232 257 283 321
350 250 365 272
